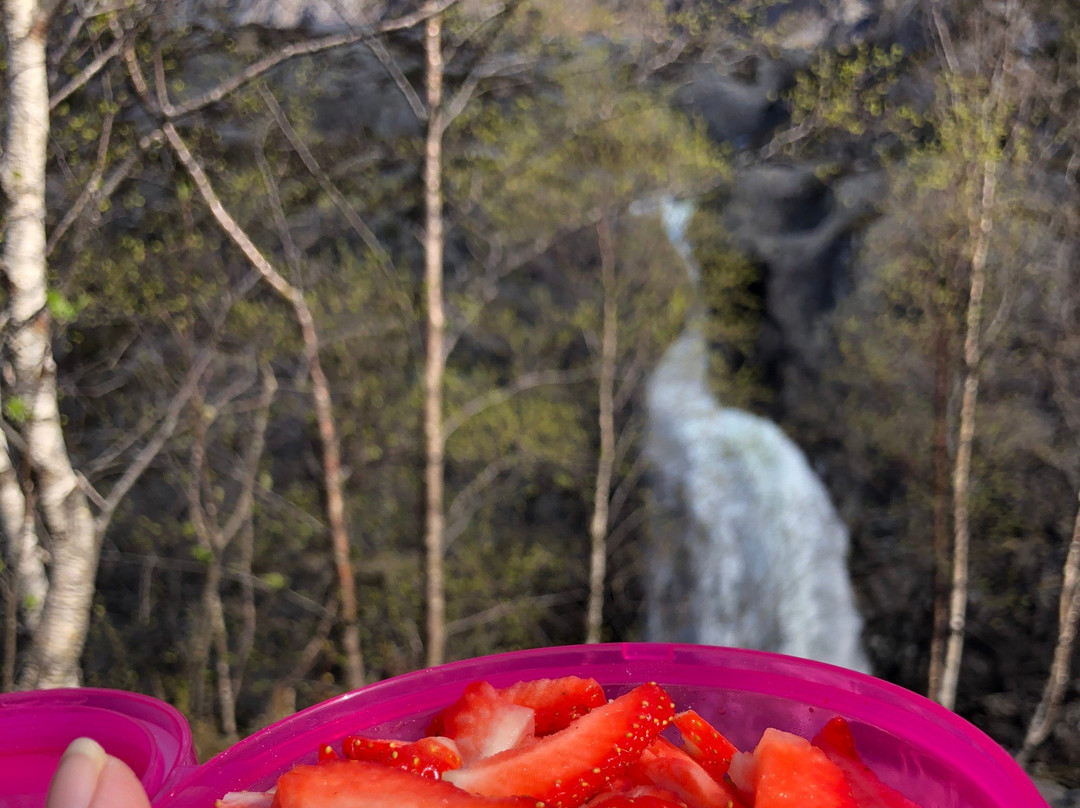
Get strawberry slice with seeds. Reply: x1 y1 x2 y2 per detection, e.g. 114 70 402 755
632 737 744 808
671 710 738 782
498 676 607 735
342 735 463 779
430 681 537 763
445 683 675 808
272 759 545 808
812 717 922 808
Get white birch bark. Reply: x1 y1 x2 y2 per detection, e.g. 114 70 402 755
586 217 617 644
422 2 448 668
0 428 47 629
3 0 98 689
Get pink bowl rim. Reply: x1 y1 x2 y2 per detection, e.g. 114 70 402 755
173 642 1046 806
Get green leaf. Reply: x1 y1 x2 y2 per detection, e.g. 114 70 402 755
46 289 82 324
4 397 30 424
190 545 213 565
260 571 288 591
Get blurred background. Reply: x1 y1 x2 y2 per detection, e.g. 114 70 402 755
1 0 1078 794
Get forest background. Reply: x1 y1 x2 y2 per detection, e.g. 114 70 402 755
2 0 1080 794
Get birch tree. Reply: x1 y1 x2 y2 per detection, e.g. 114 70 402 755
1 0 106 688
584 216 617 644
422 0 448 667
1018 491 1080 765
933 0 1025 710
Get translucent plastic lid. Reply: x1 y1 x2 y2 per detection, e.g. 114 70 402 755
0 687 196 808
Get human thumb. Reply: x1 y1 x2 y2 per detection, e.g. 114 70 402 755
45 737 152 808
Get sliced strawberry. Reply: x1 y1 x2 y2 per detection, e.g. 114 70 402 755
317 743 340 763
498 676 607 735
671 709 738 782
342 735 463 779
429 681 536 762
586 786 689 808
445 683 676 808
632 737 743 808
812 717 923 808
730 728 857 808
272 759 544 808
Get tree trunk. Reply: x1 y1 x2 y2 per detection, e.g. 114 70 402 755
3 0 99 690
937 160 997 710
1017 491 1080 767
586 217 618 644
158 119 366 689
0 431 47 631
209 574 238 742
305 336 365 689
927 323 951 697
423 2 448 668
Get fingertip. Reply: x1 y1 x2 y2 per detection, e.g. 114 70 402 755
90 755 152 808
45 738 108 808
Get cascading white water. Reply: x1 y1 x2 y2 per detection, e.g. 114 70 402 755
644 199 870 672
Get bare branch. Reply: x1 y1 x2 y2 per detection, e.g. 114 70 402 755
365 36 427 122
445 590 583 637
220 364 278 546
49 35 125 110
150 80 366 686
46 131 161 257
443 233 557 357
254 130 305 281
101 547 335 618
442 54 534 130
256 85 409 319
160 0 460 120
443 366 594 440
445 455 518 544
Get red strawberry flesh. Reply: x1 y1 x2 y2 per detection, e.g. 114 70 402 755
433 680 537 763
342 735 463 779
498 676 607 735
273 759 544 808
671 709 739 782
445 683 675 808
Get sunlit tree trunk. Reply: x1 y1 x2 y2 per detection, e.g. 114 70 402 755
423 2 448 667
1018 492 1080 766
0 433 46 631
938 159 997 710
3 0 99 689
586 217 617 644
927 324 951 697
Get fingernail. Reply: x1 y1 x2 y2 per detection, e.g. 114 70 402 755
45 737 108 808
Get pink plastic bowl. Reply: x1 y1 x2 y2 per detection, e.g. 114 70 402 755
0 687 196 808
152 643 1045 808
0 644 1048 807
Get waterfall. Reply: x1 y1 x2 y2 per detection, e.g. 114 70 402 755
644 199 870 673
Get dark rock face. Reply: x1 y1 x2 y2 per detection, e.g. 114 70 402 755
673 60 793 150
721 165 885 374
668 0 915 386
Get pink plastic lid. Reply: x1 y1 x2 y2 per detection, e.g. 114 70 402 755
0 687 196 808
154 642 1047 808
